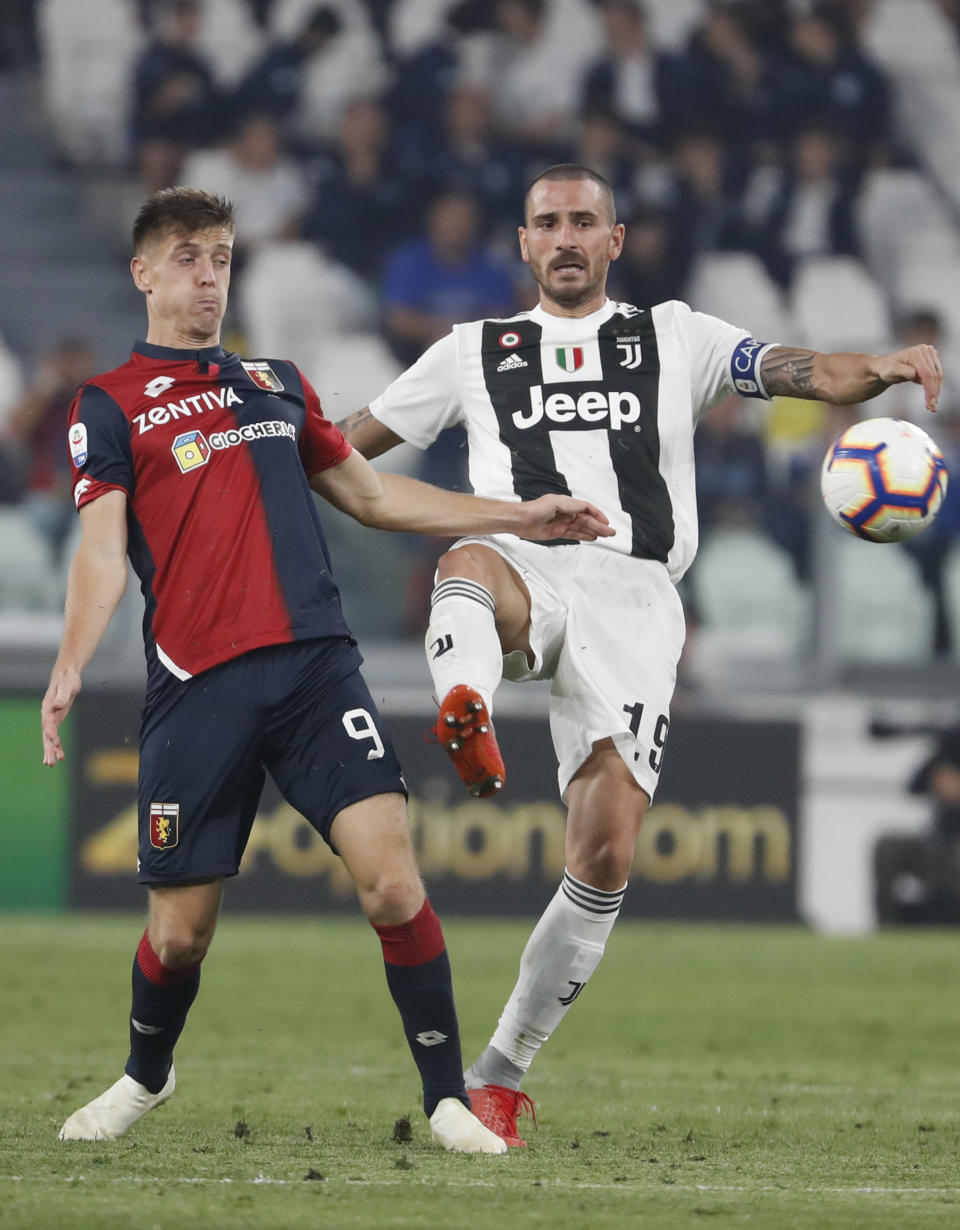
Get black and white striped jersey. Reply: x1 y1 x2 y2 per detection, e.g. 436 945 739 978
369 298 776 582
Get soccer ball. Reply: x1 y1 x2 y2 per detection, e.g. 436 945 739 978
820 417 948 542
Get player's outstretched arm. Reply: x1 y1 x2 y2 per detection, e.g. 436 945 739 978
336 407 405 459
760 344 942 413
41 491 128 766
310 449 613 540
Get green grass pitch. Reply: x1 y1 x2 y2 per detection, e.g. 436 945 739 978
2 914 959 1229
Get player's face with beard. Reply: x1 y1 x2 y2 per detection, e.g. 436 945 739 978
519 179 624 315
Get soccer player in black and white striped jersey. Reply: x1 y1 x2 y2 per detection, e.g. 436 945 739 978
339 164 943 1146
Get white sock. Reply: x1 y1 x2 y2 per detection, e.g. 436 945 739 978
483 869 625 1077
425 577 502 713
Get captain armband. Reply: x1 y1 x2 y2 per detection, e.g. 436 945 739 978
730 337 775 399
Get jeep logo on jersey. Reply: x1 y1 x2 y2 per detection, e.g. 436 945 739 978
555 346 584 372
512 385 641 431
241 361 284 392
172 430 210 473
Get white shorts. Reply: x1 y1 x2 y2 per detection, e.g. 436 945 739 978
452 536 686 802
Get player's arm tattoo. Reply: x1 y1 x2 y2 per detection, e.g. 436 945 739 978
337 406 376 441
335 407 403 458
760 347 818 398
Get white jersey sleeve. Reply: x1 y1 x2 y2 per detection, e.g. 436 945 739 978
679 302 778 419
368 332 460 448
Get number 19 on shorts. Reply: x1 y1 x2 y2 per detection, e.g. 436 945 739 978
623 701 670 774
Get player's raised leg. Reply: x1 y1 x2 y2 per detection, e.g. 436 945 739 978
465 742 645 1144
427 543 532 797
59 880 221 1140
331 793 506 1153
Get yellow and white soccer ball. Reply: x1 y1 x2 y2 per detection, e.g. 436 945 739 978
820 417 948 542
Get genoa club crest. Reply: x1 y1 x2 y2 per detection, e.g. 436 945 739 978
555 346 584 372
241 361 284 392
149 803 180 850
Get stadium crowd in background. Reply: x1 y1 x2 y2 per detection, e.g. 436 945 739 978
3 0 960 653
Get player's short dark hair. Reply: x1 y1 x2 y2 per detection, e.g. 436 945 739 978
523 164 617 224
132 187 235 254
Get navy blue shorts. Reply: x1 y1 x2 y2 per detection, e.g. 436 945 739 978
137 638 406 884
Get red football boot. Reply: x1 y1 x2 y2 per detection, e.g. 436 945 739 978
435 685 505 798
467 1084 537 1148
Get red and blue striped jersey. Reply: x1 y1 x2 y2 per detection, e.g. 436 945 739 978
67 341 353 689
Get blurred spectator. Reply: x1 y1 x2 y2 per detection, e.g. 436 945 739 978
874 720 960 924
181 114 307 261
901 402 960 655
565 108 638 208
742 127 860 288
775 4 891 164
380 191 516 617
886 309 960 425
660 131 746 283
130 0 223 192
292 6 389 143
418 84 522 236
581 0 677 153
909 724 960 837
765 401 859 582
670 4 779 152
302 99 418 282
694 394 768 534
388 0 494 148
231 5 343 130
607 205 688 308
0 0 37 67
380 193 516 369
463 0 587 146
0 339 95 558
0 335 25 505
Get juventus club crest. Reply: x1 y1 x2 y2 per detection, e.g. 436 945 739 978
616 340 643 369
241 361 285 392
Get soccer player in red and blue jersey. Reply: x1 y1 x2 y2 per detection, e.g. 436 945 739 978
42 187 613 1150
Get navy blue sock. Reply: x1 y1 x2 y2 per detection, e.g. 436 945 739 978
374 900 469 1117
124 931 201 1094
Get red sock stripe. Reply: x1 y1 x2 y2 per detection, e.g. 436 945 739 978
136 931 202 986
373 899 446 967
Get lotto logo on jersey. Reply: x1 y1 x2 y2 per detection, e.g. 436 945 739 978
149 803 180 850
512 385 641 431
172 430 210 473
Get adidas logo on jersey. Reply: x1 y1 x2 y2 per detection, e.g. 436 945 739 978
512 385 641 431
497 352 528 373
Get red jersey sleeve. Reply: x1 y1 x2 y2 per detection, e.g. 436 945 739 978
297 371 352 478
68 383 135 511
